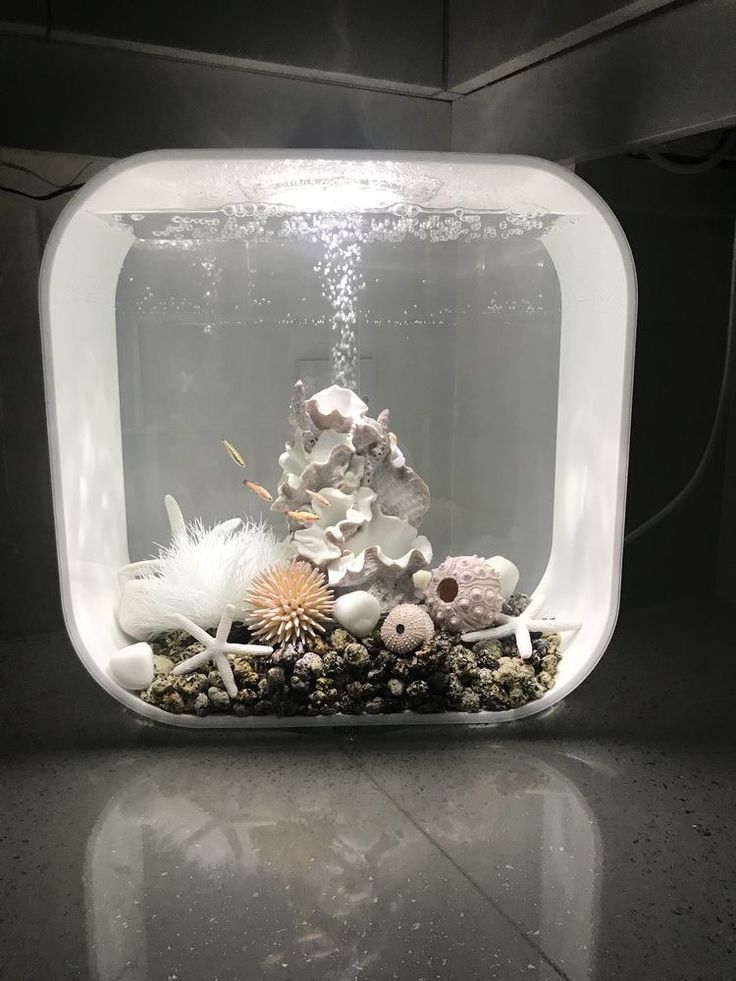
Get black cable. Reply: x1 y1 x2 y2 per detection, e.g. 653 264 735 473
0 181 85 201
624 220 736 546
0 158 93 199
645 128 736 175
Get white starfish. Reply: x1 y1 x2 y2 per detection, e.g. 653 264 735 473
461 594 581 660
172 604 273 697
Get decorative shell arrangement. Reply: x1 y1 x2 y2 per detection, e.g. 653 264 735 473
244 561 334 646
273 382 433 605
424 555 503 634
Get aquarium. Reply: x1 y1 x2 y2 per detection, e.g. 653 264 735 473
40 151 636 727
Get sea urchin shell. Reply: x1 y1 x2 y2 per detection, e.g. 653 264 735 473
245 561 334 646
380 604 435 654
424 555 503 634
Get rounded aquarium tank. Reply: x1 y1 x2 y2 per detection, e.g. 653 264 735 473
40 150 636 727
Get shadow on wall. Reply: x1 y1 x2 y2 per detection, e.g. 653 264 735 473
579 154 736 606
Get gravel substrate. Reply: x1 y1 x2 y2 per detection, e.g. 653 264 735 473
139 595 561 719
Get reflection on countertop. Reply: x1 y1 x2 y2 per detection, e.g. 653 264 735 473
83 746 599 981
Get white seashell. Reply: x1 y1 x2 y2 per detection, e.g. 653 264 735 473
306 384 369 432
486 555 520 599
412 570 432 594
292 485 431 600
326 496 432 591
294 486 374 565
109 642 154 690
275 429 359 512
332 591 381 638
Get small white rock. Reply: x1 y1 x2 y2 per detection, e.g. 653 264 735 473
487 555 520 599
332 591 381 638
109 642 155 690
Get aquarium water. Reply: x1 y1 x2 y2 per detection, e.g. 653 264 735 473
114 203 564 590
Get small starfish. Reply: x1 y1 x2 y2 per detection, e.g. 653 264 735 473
461 594 581 660
172 604 272 697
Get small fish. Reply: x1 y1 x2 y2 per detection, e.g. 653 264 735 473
305 488 330 508
287 509 320 523
222 438 246 468
243 480 273 503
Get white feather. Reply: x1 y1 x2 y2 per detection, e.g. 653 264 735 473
118 514 292 640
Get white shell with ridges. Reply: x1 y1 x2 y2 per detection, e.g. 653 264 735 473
305 384 369 432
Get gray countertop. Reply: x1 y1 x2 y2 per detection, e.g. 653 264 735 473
1 598 733 981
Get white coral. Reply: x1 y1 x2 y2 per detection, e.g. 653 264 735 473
326 495 432 590
293 485 431 598
306 385 370 432
117 495 291 640
275 383 433 603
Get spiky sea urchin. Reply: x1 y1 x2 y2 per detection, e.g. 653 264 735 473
244 561 334 646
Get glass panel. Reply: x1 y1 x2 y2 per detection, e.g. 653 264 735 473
113 203 562 592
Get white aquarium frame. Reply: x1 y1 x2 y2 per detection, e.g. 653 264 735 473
40 150 636 728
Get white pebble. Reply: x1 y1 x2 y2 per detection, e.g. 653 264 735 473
487 555 520 598
109 642 155 690
332 591 381 638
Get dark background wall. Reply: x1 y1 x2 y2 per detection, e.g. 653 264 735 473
579 153 736 604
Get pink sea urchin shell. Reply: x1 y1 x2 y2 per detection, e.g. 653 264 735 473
425 555 502 634
380 604 435 654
